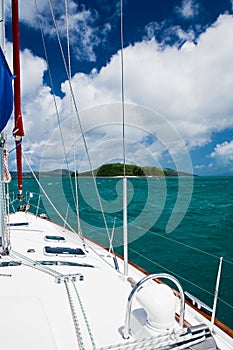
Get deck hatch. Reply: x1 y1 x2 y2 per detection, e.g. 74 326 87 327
0 261 21 267
8 222 29 226
44 246 85 257
44 235 66 242
38 261 93 267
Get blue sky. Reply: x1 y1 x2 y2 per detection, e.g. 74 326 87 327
3 0 233 175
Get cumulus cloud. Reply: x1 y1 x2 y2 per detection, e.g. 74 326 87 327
5 9 233 175
5 42 61 170
210 141 233 166
5 43 47 100
70 13 233 151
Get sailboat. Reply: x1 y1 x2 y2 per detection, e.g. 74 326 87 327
0 0 233 349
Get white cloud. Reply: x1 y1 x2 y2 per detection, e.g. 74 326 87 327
5 42 62 170
175 0 200 19
210 141 233 167
5 11 233 175
5 43 47 100
194 164 205 169
5 0 111 62
145 20 196 48
74 13 233 151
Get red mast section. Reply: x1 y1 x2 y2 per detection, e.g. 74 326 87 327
12 0 24 201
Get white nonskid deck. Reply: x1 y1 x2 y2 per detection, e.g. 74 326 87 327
0 211 232 349
1 212 138 349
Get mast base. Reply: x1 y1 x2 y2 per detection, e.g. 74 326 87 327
17 192 24 201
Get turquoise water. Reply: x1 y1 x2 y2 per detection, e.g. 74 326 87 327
9 176 233 328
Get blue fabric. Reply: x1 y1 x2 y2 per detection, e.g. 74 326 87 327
0 47 13 133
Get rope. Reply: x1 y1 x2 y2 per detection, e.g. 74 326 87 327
64 280 97 349
9 250 85 349
3 149 11 183
98 327 208 350
65 280 85 350
72 281 97 349
0 144 10 250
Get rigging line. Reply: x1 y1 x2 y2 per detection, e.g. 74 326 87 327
23 151 116 271
47 0 111 243
127 245 215 298
8 140 21 153
127 244 233 312
108 217 116 254
120 0 128 276
128 221 233 266
23 151 78 235
65 0 71 81
120 0 126 177
64 0 81 234
34 0 77 214
149 228 233 266
85 219 233 309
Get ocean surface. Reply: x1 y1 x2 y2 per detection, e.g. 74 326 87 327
9 175 233 329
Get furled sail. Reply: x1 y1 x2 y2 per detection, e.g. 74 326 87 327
0 47 13 132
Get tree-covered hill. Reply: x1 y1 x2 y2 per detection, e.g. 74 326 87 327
74 163 194 177
12 163 194 178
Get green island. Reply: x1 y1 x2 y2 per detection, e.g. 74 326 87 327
73 163 194 177
11 163 194 179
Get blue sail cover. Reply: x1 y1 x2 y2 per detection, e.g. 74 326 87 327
0 47 13 132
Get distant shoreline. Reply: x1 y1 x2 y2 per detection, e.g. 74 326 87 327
10 163 196 178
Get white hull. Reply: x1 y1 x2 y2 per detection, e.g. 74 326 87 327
0 211 232 349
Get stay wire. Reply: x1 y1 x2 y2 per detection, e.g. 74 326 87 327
120 0 126 178
34 0 77 216
47 0 111 243
64 0 81 235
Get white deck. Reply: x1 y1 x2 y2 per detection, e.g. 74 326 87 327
0 211 232 349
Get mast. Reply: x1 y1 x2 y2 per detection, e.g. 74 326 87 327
12 0 24 202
